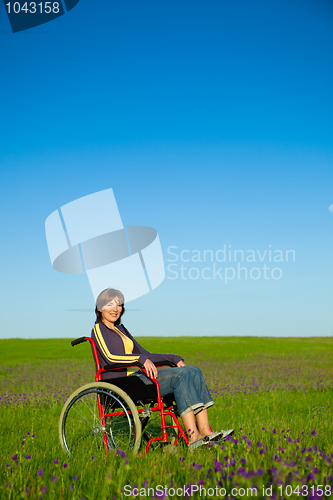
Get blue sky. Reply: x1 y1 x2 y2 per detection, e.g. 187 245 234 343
0 0 332 338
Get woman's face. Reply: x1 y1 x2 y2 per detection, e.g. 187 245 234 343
100 297 123 327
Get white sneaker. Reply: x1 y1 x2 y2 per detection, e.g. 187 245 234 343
221 429 234 439
189 438 206 451
205 429 234 442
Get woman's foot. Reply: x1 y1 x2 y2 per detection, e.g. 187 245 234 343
188 431 209 450
206 429 234 441
198 429 222 440
189 432 206 443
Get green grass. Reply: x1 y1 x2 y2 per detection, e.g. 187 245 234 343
0 337 332 499
2 336 333 364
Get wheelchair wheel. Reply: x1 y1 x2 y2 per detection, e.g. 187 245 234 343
59 382 141 456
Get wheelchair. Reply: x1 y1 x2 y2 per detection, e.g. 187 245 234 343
59 337 190 456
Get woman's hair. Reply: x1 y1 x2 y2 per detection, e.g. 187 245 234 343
95 288 125 325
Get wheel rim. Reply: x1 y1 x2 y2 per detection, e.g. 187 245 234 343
61 388 138 455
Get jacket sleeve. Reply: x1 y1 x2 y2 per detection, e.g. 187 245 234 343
92 323 149 366
122 326 184 366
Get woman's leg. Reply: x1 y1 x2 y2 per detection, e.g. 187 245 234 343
157 366 215 442
195 409 211 436
184 366 214 409
181 411 203 442
157 366 209 416
182 409 213 441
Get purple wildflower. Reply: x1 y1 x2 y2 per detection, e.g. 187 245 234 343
73 474 78 481
51 476 57 483
24 487 29 494
40 486 47 494
272 429 276 434
53 458 58 464
11 454 18 461
311 430 317 437
63 463 68 468
25 455 32 460
257 442 263 447
69 485 74 490
214 459 223 472
143 480 148 487
38 469 44 477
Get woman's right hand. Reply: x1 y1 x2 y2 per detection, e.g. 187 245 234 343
144 359 158 379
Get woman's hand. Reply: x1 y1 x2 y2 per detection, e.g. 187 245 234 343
144 359 158 379
177 360 186 367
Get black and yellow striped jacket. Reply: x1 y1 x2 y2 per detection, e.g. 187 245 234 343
91 322 183 380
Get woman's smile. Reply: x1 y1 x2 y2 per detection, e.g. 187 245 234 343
99 297 123 328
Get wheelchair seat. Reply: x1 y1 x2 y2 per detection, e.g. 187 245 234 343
101 372 175 407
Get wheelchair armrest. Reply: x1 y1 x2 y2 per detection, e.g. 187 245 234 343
71 337 88 347
154 361 177 368
102 360 177 371
103 361 145 371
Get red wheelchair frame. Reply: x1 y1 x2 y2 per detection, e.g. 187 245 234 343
72 337 189 454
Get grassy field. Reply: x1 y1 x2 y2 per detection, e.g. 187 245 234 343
0 337 332 499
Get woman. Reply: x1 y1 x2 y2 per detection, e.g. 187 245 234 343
91 288 233 450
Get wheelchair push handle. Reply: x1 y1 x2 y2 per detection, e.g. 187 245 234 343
71 337 89 347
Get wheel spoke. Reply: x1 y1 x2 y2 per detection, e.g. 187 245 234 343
60 385 141 456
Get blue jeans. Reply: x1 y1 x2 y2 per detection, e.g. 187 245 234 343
134 365 214 417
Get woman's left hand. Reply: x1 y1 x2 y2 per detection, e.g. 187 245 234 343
177 360 186 367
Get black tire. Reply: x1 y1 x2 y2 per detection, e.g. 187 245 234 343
59 382 141 456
